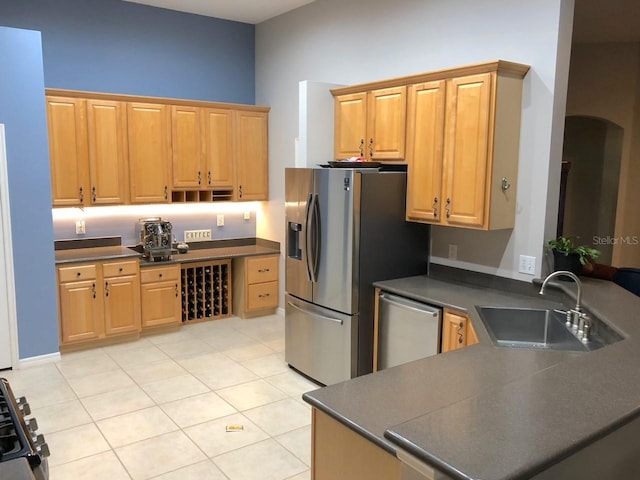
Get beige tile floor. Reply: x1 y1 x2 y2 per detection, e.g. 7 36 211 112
2 313 319 480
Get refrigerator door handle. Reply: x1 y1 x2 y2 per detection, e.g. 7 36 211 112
304 193 314 282
310 193 321 282
286 301 344 324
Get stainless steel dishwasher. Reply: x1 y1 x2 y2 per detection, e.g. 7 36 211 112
378 292 442 370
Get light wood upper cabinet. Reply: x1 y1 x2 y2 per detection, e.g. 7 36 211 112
86 99 128 204
203 108 234 189
127 102 171 203
47 97 89 207
367 87 407 160
334 86 406 161
47 90 269 205
405 80 446 222
235 110 268 201
334 92 367 159
171 105 202 188
405 62 528 230
443 73 492 228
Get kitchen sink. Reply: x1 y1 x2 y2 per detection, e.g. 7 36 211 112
475 306 622 352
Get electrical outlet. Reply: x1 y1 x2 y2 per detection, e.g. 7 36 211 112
217 215 225 227
519 255 536 275
243 211 251 220
75 220 85 235
184 229 212 242
448 244 457 260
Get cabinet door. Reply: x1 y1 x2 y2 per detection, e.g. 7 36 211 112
141 280 181 328
127 102 171 203
59 279 102 344
86 99 128 204
443 73 492 228
171 105 202 188
46 96 88 207
246 281 278 312
104 275 141 336
367 86 407 160
441 309 468 353
405 81 446 222
235 111 268 201
203 108 234 189
313 408 401 480
334 93 367 160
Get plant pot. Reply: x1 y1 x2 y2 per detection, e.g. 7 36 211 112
552 250 583 278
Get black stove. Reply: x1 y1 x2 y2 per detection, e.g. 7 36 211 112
0 378 49 480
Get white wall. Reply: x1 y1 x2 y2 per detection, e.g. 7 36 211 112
256 0 575 281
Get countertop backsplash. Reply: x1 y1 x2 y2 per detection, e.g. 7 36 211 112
52 205 257 246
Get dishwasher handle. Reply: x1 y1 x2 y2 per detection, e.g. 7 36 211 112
379 293 440 317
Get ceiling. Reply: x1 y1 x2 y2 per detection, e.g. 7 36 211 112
123 0 316 24
123 0 640 41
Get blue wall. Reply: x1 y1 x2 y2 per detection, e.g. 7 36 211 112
0 0 255 103
0 27 59 360
0 1 257 360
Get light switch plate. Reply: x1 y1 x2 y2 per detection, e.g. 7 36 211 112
519 255 536 275
184 229 212 242
217 215 224 227
75 220 85 235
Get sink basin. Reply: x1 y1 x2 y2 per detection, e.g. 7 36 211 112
475 307 589 352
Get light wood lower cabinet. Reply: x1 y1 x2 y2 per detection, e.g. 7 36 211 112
57 260 141 346
441 308 478 352
232 254 279 318
140 264 182 330
312 408 401 480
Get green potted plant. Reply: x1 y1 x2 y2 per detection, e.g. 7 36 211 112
546 236 600 275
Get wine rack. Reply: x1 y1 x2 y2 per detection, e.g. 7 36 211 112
181 260 231 323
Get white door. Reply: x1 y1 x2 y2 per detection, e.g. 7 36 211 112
0 125 18 369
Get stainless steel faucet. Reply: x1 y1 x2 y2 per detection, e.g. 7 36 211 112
539 270 582 312
539 270 590 342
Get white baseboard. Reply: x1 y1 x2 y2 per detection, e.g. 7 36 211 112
18 352 61 369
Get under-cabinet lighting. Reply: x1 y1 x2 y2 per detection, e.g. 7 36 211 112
51 202 262 221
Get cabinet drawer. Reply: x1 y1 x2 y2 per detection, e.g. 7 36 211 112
141 265 180 283
58 264 97 282
246 281 278 311
103 260 138 278
246 255 278 284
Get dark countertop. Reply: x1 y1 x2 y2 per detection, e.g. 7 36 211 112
55 245 141 264
302 274 640 479
139 243 279 267
54 238 280 266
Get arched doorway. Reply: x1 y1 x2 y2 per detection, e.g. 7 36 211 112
561 116 623 265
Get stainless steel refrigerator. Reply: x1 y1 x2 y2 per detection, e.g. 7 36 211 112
285 167 430 385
